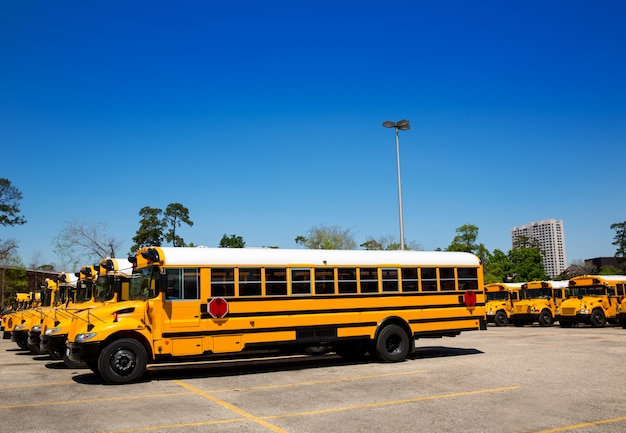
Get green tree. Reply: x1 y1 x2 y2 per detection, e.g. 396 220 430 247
0 178 26 227
0 249 27 308
483 249 511 284
446 224 490 262
295 225 356 249
610 221 626 258
219 234 245 248
512 234 542 251
131 207 165 253
507 248 549 282
163 203 194 247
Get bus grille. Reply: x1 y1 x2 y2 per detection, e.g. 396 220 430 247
562 308 576 316
514 305 530 314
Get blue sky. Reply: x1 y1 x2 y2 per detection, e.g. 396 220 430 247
1 1 625 269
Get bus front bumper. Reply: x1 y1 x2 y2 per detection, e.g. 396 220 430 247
66 341 101 363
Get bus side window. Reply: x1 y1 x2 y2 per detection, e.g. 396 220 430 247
165 269 181 300
211 268 235 297
382 268 398 292
291 269 311 295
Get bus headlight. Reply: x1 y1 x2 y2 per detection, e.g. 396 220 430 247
14 324 27 331
45 327 62 335
579 309 590 314
31 325 42 332
75 333 97 343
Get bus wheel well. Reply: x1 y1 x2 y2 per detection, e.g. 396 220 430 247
376 317 413 347
101 331 153 360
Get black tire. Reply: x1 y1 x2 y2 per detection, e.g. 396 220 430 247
621 319 626 330
590 309 606 328
97 338 147 384
538 310 553 327
494 311 508 327
305 345 329 356
48 349 63 360
374 324 409 363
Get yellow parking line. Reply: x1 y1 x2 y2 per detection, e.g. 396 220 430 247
265 385 524 419
532 415 626 433
174 380 289 433
208 369 427 393
102 384 523 433
0 392 192 410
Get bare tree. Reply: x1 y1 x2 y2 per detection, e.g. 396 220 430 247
53 220 123 270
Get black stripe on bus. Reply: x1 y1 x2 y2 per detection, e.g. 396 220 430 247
161 316 479 339
202 302 485 319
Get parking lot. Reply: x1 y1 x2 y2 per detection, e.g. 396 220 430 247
1 325 625 433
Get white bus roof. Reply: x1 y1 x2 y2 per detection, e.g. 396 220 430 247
148 247 482 267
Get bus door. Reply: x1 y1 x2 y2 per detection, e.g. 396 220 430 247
162 268 201 329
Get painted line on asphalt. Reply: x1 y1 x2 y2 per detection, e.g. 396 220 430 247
174 380 288 433
532 415 626 433
207 369 428 393
264 385 524 419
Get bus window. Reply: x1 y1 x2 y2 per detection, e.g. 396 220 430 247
382 268 399 292
458 267 479 290
401 268 419 292
211 268 235 297
315 268 335 294
439 268 456 290
338 268 357 294
239 268 261 296
360 268 378 293
291 269 311 295
421 268 437 291
265 268 287 296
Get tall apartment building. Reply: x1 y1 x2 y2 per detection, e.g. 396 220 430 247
510 219 566 278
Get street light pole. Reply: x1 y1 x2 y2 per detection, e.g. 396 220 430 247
382 119 410 250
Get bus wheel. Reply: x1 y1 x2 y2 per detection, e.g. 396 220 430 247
621 320 626 330
98 338 147 384
374 324 409 363
538 311 553 327
48 349 63 360
494 311 508 327
590 309 606 328
305 345 329 356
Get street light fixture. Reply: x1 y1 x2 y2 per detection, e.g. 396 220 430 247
382 119 410 250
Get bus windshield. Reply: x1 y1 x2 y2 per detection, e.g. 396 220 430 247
94 276 116 303
75 281 94 303
129 266 160 300
487 291 509 301
524 288 552 299
571 286 608 297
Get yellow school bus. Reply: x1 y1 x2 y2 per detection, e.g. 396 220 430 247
66 247 486 384
13 273 77 353
36 265 98 360
617 296 626 329
559 275 626 328
511 280 570 327
484 282 523 326
41 258 131 363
